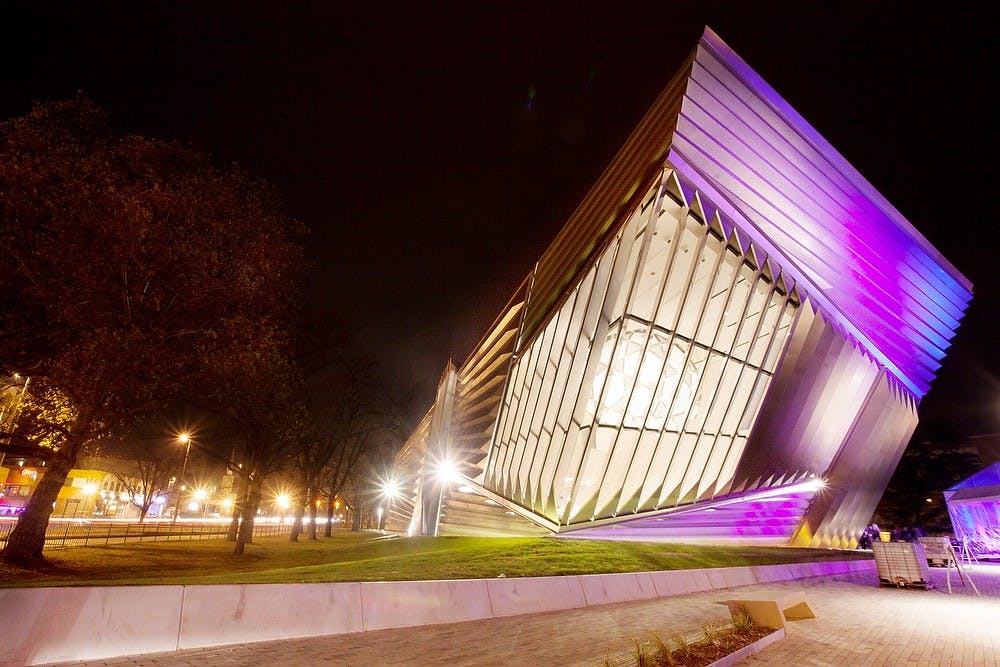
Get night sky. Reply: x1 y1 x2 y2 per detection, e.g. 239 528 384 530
3 2 995 438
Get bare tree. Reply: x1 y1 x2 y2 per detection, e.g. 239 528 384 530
97 434 179 522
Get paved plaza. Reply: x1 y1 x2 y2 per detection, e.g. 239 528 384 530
57 562 1000 667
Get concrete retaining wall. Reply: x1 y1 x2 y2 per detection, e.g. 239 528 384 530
0 558 875 666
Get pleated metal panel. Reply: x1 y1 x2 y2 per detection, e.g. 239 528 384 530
454 279 529 479
668 28 972 398
791 369 918 549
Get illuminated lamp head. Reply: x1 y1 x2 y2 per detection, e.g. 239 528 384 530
436 458 461 485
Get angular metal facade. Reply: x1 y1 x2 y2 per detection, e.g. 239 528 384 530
387 29 971 548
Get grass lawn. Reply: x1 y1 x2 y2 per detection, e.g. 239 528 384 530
0 532 870 588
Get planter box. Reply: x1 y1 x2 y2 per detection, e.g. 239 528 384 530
706 627 785 667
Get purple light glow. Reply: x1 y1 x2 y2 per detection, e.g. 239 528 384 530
669 29 973 398
561 478 823 543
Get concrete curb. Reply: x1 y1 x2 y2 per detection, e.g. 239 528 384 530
0 558 875 666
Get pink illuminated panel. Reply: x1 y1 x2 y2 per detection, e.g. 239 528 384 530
668 28 972 398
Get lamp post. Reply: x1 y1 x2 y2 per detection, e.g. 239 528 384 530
171 433 192 526
379 477 401 533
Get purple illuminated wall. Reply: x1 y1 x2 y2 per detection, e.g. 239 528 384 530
669 28 972 398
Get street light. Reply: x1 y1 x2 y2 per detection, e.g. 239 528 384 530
378 476 401 533
171 432 192 525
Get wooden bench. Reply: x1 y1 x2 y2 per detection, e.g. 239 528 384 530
726 591 816 630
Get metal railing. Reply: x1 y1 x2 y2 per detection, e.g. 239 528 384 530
0 518 292 549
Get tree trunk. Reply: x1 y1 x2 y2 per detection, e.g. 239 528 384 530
324 499 334 538
289 498 305 542
227 474 248 542
1 449 76 566
139 506 148 523
234 478 261 555
351 503 362 532
307 494 318 540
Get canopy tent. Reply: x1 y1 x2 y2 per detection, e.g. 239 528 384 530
945 462 1000 556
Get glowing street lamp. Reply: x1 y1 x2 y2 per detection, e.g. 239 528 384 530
81 482 97 518
275 493 291 512
380 478 401 501
171 432 193 525
436 458 461 485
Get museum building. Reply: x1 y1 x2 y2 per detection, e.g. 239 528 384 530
388 28 972 549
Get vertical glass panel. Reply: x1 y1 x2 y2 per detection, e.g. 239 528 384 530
553 424 587 522
747 298 783 367
619 429 661 514
578 247 619 345
762 303 796 372
647 219 701 327
715 264 754 352
525 323 557 438
659 432 699 506
694 249 740 348
506 338 543 485
504 350 533 445
568 426 616 521
536 281 595 512
678 432 715 501
657 341 703 431
702 362 742 434
626 330 672 429
611 222 648 318
629 254 665 323
715 435 748 495
738 373 772 436
720 368 757 435
596 428 640 517
585 322 628 427
638 431 680 510
696 434 733 499
510 438 531 501
730 276 770 361
684 350 725 433
674 231 724 339
538 426 567 519
529 430 552 511
556 270 599 429
624 206 680 321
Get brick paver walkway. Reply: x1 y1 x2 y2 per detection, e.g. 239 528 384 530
58 562 1000 667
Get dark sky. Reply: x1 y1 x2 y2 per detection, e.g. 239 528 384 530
3 2 996 437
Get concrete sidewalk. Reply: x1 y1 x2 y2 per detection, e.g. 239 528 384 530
55 563 1000 667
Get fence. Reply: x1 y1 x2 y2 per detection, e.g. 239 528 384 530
0 519 292 549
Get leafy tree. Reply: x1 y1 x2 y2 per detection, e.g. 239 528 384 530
0 99 303 565
201 320 303 554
